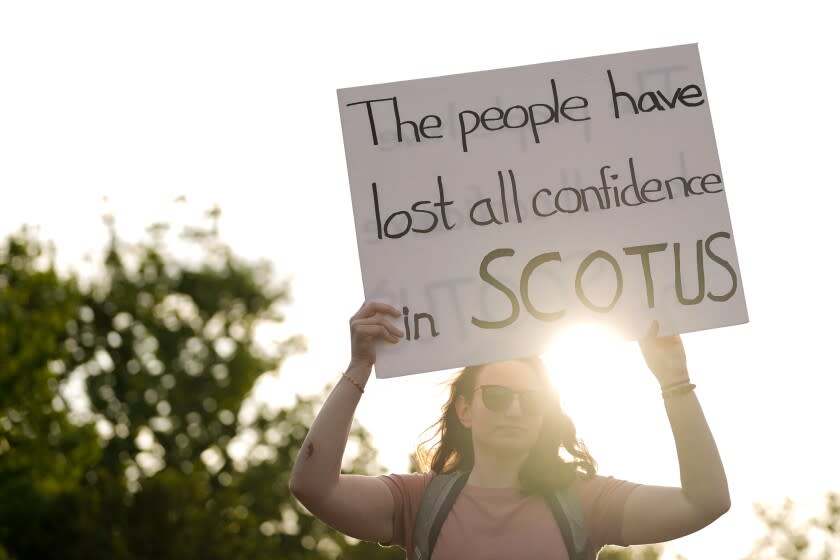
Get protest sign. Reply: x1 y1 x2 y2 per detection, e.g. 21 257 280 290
337 43 748 378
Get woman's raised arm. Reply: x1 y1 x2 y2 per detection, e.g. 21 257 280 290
289 302 404 543
620 321 731 545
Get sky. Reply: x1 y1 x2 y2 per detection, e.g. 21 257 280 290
1 1 838 558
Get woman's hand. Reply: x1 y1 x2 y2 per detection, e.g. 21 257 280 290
348 301 403 369
638 320 689 387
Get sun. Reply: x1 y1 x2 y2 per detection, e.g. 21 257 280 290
541 322 628 399
541 322 660 470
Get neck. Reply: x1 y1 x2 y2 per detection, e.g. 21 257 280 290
467 443 529 488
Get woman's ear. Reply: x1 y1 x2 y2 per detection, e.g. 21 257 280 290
455 394 472 429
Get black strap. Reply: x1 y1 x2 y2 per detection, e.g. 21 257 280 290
413 473 460 560
426 471 469 559
545 491 584 560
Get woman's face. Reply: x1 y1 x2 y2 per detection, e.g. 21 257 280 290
457 360 545 455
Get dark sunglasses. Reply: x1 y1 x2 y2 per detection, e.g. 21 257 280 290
474 385 545 416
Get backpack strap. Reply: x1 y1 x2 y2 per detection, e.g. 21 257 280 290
411 471 470 560
545 484 588 560
413 472 588 560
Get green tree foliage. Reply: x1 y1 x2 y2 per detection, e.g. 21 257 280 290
0 231 103 560
0 215 401 559
745 493 840 560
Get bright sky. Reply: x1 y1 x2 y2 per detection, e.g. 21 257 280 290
1 2 837 558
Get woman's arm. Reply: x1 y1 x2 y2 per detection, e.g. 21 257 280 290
620 321 730 545
289 302 404 543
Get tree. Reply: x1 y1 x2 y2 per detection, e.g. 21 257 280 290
0 229 102 560
0 211 401 559
745 493 840 560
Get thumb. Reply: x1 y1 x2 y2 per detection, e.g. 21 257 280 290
642 319 659 341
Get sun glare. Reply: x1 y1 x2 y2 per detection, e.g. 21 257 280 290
542 322 628 399
541 322 660 473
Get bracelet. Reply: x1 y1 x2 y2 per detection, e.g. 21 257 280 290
661 378 691 390
341 372 365 394
662 382 696 399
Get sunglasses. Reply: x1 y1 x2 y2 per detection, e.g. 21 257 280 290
473 385 546 416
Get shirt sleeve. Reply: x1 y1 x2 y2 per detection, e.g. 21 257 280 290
575 474 641 551
376 471 435 549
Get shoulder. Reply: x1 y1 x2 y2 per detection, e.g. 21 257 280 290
573 473 641 549
574 473 640 497
378 470 436 501
573 473 641 512
375 471 438 549
377 471 435 489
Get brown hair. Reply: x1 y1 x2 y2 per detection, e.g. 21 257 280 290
416 356 597 496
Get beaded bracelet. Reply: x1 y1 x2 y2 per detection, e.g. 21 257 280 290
341 372 365 394
662 382 696 399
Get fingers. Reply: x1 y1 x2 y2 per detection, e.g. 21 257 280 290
348 302 404 366
643 319 659 340
354 323 402 344
639 319 683 353
353 301 401 320
352 314 404 341
641 320 683 343
351 302 403 346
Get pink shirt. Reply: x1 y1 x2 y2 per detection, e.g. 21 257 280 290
378 471 640 560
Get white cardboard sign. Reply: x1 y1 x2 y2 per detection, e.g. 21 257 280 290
337 44 748 378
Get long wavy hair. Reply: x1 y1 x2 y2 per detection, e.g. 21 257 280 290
416 356 597 496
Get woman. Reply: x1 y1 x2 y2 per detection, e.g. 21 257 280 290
290 302 730 559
